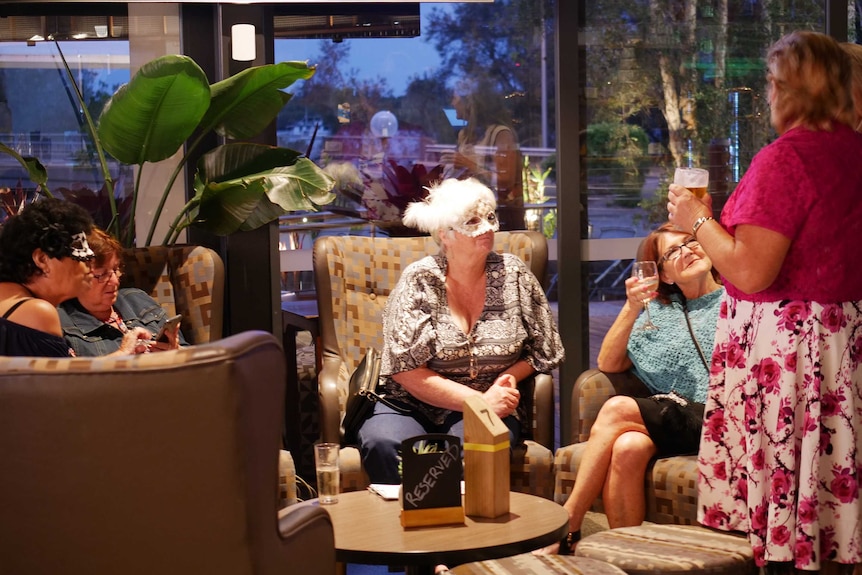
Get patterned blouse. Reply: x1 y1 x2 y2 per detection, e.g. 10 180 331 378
380 251 564 425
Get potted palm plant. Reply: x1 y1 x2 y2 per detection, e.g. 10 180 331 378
0 41 335 247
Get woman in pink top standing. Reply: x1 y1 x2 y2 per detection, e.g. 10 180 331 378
668 31 862 575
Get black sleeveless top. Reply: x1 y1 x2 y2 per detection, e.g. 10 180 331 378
0 298 71 357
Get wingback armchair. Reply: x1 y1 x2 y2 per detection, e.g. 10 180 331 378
313 231 556 498
120 244 225 344
0 331 335 575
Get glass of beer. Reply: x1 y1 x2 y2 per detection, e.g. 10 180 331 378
673 167 709 199
314 442 340 504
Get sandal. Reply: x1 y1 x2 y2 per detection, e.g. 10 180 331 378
558 530 581 555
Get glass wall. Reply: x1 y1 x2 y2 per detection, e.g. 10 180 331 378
0 13 132 229
0 1 846 373
272 2 559 296
579 0 826 364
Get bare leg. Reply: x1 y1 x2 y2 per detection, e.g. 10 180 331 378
533 396 650 554
602 430 656 528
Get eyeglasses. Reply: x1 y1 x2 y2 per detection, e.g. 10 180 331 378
92 268 123 284
659 238 700 265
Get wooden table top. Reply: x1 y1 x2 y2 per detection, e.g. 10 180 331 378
294 490 568 570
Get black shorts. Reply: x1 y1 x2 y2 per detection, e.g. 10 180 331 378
633 395 705 457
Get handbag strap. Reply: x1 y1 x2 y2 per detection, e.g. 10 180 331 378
681 301 710 372
361 388 411 414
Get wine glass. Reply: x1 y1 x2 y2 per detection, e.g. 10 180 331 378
631 261 659 331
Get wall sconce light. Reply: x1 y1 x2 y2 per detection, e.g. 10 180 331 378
231 23 256 62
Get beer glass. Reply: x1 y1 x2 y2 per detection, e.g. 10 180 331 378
673 167 709 199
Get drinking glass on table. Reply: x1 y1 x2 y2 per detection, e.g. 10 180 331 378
315 442 340 504
632 261 659 331
673 167 709 199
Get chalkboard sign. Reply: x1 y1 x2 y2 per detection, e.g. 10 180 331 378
400 434 464 527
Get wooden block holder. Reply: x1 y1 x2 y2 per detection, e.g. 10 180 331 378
401 506 465 528
463 395 510 519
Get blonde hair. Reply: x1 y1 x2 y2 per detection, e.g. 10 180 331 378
767 31 854 132
402 178 496 239
841 42 862 130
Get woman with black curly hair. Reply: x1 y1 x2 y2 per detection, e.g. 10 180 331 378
0 197 95 357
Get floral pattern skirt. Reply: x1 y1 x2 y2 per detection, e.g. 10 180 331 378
697 296 862 570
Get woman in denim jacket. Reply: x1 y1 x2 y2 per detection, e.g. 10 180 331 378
59 228 186 357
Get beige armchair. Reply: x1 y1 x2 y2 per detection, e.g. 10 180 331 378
313 231 556 498
0 331 335 575
121 244 225 344
553 368 700 525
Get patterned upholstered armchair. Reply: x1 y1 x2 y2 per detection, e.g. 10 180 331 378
554 369 700 525
314 231 556 498
120 245 225 344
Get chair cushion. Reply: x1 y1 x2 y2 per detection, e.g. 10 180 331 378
511 440 554 500
451 554 628 574
575 524 756 575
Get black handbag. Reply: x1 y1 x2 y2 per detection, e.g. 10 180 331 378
341 348 408 446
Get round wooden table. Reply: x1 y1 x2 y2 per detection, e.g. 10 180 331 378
300 490 569 575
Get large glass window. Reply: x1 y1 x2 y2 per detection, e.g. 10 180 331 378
0 14 131 229
0 1 845 374
273 2 559 296
580 0 825 364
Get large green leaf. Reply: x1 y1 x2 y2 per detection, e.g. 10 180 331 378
189 144 335 235
98 55 210 165
202 61 315 141
0 143 49 191
196 142 303 183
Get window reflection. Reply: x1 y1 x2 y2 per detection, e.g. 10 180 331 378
580 0 825 364
274 1 558 293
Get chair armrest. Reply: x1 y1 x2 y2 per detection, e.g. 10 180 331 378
277 504 335 572
318 354 345 445
532 373 554 449
569 369 652 444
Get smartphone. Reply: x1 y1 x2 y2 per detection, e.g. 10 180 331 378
154 314 182 344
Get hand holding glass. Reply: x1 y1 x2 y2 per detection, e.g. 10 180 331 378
632 261 659 331
314 442 340 504
673 167 709 199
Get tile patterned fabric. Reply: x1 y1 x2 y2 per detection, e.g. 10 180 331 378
575 524 756 575
451 554 628 574
554 369 699 525
120 245 224 344
314 232 553 497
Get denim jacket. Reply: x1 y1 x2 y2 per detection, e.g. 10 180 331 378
59 288 188 357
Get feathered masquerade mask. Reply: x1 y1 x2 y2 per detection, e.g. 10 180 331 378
402 178 499 238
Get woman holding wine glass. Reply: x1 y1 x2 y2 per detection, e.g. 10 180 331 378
535 222 724 555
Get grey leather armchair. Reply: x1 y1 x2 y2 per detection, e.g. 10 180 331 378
0 331 335 575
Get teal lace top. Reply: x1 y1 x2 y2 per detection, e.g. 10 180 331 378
627 287 724 403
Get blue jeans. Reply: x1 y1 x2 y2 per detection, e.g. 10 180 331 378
357 402 521 484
